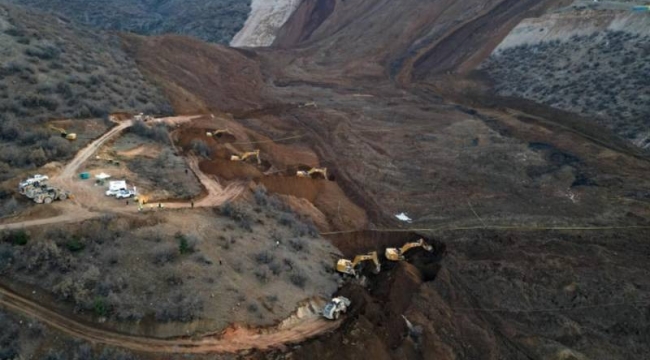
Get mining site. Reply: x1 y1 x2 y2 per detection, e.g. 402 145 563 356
0 0 649 359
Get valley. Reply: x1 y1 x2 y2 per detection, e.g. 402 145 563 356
0 0 649 359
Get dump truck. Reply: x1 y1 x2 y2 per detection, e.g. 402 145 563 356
336 251 381 277
322 296 351 320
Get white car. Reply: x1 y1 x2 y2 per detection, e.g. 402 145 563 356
105 188 125 197
20 174 49 188
115 189 135 199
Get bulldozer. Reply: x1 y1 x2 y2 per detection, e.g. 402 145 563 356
336 251 381 277
206 129 234 138
385 238 433 261
322 296 351 320
230 150 261 165
297 167 328 179
48 125 77 141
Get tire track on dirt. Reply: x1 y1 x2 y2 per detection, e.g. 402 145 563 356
0 287 341 354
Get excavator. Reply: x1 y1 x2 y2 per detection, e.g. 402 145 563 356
48 125 77 141
206 129 234 138
297 167 328 179
385 238 433 261
336 251 381 277
230 150 261 165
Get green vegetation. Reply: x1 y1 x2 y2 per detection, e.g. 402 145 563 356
6 0 251 44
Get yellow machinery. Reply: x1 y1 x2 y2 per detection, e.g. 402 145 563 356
48 125 77 141
297 167 328 179
385 238 433 261
206 129 234 138
230 150 261 165
336 251 381 277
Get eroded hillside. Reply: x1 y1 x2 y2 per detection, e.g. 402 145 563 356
1 0 649 359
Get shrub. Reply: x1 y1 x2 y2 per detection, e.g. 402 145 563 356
66 236 85 252
152 243 178 265
176 233 199 254
288 238 306 253
6 229 29 246
254 251 274 265
93 296 108 317
191 139 212 158
289 274 307 289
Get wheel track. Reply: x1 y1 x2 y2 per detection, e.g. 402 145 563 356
0 287 341 354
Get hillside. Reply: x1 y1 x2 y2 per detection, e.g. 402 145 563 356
124 0 650 359
6 0 251 44
0 3 171 186
1 1 650 359
481 8 650 149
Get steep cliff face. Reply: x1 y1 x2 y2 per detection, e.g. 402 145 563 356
230 0 301 47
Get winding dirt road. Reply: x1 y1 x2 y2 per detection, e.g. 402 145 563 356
0 115 338 353
0 115 244 231
0 287 341 354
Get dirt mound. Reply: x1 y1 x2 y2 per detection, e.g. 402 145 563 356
121 33 266 113
199 159 263 181
261 176 367 230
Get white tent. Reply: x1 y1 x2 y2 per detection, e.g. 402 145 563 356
95 173 111 180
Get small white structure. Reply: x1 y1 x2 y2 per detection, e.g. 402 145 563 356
108 180 127 191
395 212 413 223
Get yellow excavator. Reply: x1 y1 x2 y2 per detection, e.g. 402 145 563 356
206 129 234 138
297 167 328 179
336 251 381 277
48 125 77 141
230 150 261 165
385 238 433 261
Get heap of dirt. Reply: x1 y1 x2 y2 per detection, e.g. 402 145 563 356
260 176 367 231
121 34 266 114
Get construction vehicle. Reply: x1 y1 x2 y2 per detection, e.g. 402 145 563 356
20 183 70 204
385 238 433 261
33 186 70 204
336 251 381 277
48 125 77 141
230 150 261 165
206 129 234 138
297 167 328 179
322 296 351 320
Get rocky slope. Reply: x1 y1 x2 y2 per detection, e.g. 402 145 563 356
231 0 300 47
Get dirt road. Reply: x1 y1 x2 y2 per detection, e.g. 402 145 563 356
0 286 341 354
56 120 133 182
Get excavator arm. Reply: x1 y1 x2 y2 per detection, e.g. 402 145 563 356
336 251 381 276
385 238 433 261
